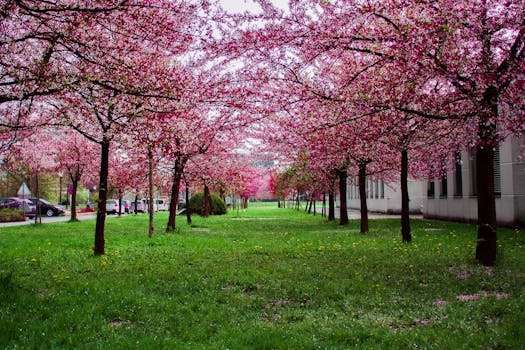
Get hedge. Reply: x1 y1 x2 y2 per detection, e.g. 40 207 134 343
188 192 227 215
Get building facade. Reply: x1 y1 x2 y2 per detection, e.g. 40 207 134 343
347 136 525 227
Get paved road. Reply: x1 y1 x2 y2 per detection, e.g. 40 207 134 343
0 212 109 227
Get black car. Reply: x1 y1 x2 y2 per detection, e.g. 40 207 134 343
29 198 65 217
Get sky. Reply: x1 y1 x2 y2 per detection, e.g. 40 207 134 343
219 0 289 14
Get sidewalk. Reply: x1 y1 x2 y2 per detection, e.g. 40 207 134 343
312 206 423 220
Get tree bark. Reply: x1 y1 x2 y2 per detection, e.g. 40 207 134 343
34 171 41 224
475 86 498 266
338 169 348 225
401 149 412 243
147 146 154 238
166 158 184 232
94 140 109 255
358 162 369 233
70 177 79 222
185 180 192 225
118 189 123 216
328 188 335 221
202 184 211 217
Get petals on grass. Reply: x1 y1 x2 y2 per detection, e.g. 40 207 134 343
495 292 509 299
433 299 446 306
456 294 480 301
456 272 471 280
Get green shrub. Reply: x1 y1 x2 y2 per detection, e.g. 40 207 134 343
188 192 227 215
0 208 26 222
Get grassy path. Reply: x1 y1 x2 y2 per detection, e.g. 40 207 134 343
1 203 524 349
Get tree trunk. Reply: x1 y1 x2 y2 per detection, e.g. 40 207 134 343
185 180 192 225
401 149 411 243
134 194 138 215
202 184 211 217
322 192 326 217
313 196 316 216
166 158 184 232
94 140 109 255
70 177 79 222
475 86 499 266
359 162 369 233
328 188 335 221
118 189 123 217
147 147 154 237
338 169 348 225
34 171 41 224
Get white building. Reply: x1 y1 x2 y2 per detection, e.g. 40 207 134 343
347 136 525 227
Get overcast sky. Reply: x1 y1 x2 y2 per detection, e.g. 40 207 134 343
219 0 289 14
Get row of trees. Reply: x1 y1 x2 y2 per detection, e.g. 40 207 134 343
218 0 524 266
1 1 523 266
0 1 265 254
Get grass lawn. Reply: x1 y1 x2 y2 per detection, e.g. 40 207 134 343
0 203 524 349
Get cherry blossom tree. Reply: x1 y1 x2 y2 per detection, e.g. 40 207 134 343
55 129 98 221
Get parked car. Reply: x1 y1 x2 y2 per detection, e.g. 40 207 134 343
106 199 121 214
28 198 65 217
0 197 36 219
130 199 147 213
155 199 169 211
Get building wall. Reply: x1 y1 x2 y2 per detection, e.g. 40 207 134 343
348 178 426 214
345 136 524 227
424 136 524 227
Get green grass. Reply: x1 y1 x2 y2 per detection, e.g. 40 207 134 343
1 203 524 349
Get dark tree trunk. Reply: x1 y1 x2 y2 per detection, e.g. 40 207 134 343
475 86 499 266
94 140 110 255
322 192 326 217
34 172 41 224
118 189 123 216
338 169 348 226
328 188 335 221
185 180 191 225
133 194 138 215
202 184 211 217
475 143 497 265
70 177 79 222
313 196 316 216
401 149 412 243
147 147 154 238
167 158 184 232
358 162 369 233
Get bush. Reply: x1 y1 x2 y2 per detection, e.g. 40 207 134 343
188 192 227 215
0 209 26 222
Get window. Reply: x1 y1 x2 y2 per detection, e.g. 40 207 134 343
440 177 448 198
454 155 463 197
470 148 477 197
469 146 501 197
494 145 501 197
427 181 435 198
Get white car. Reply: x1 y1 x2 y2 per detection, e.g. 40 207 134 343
106 199 121 214
155 199 169 211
